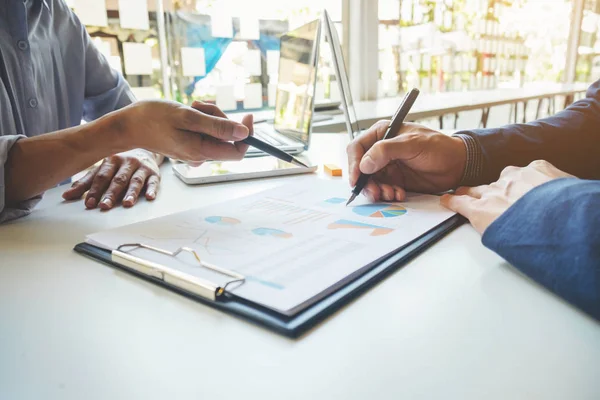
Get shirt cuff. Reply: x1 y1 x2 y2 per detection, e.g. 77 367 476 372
453 133 484 187
0 135 42 224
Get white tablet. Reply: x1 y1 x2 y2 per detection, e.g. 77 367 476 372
172 155 318 185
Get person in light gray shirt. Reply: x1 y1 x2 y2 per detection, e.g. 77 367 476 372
0 0 252 223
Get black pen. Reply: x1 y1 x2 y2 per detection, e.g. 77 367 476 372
346 88 420 206
242 136 309 168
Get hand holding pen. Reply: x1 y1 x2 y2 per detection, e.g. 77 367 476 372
191 101 308 168
346 89 420 206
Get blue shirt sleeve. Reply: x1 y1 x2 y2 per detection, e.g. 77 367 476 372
456 80 600 184
482 178 600 320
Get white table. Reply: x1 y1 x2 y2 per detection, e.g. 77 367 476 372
232 83 589 134
1 134 599 400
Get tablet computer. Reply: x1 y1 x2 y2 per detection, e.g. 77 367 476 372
172 155 318 185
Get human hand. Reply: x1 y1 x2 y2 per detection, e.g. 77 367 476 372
187 100 253 166
346 121 466 202
114 100 250 164
62 149 160 210
440 160 574 234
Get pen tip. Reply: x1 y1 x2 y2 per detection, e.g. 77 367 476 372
346 193 357 206
292 159 309 168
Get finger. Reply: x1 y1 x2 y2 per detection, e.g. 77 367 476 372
193 101 252 156
179 107 249 141
62 166 98 200
99 160 138 210
440 194 477 219
122 168 150 207
393 186 407 202
363 181 382 202
347 120 390 185
234 114 253 155
359 134 424 175
379 183 396 202
454 185 487 199
144 175 160 201
181 134 250 162
84 159 119 209
192 101 226 118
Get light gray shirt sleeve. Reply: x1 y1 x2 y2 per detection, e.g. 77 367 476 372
0 136 42 224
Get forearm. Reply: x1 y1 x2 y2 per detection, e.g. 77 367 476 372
5 113 131 205
482 178 600 320
455 80 600 185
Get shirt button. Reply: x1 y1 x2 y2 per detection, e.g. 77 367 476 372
28 98 38 108
17 40 28 51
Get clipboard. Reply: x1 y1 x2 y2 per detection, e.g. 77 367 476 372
74 214 464 339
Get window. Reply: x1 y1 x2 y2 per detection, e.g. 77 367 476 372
378 0 573 98
166 0 343 111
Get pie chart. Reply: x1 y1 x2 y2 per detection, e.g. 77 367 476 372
352 204 407 218
205 216 241 226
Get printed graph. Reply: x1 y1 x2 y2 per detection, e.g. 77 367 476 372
324 197 346 205
252 227 293 239
352 204 407 218
327 219 394 236
204 216 241 226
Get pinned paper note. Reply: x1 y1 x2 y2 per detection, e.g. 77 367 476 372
211 11 233 38
239 18 260 40
74 0 108 27
131 87 159 100
244 50 262 76
181 47 206 77
118 0 149 30
216 85 237 111
268 83 277 107
122 42 153 75
243 83 263 109
267 50 280 76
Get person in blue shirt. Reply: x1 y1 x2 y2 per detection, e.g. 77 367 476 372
0 0 252 223
347 79 600 321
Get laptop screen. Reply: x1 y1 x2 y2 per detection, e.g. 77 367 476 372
323 10 360 139
273 19 321 146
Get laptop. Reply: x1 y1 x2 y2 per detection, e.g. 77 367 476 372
249 19 322 156
322 10 361 140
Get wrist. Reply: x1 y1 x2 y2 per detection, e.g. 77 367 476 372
453 133 483 187
93 107 139 153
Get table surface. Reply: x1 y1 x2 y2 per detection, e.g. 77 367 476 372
1 134 599 400
231 82 589 133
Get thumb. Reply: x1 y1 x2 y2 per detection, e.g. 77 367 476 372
241 113 254 135
359 134 421 174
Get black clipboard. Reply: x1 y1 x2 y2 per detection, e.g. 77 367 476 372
74 214 464 338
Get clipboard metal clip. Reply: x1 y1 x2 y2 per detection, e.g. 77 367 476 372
113 243 245 301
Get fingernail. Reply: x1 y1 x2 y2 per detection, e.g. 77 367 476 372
360 155 376 174
124 195 135 205
86 197 97 208
233 125 249 140
101 198 112 208
147 191 156 199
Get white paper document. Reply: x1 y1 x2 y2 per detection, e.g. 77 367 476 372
181 47 206 77
74 0 108 27
118 0 149 30
122 42 153 75
215 85 237 111
211 12 233 38
239 18 260 40
86 180 455 315
243 83 263 109
244 50 262 76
